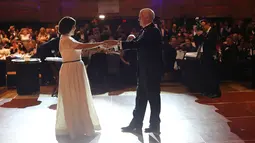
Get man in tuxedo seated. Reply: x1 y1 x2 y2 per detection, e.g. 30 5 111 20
37 37 60 85
162 36 177 74
119 8 163 134
200 19 221 98
180 38 197 52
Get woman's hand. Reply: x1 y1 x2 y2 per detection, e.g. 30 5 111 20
103 40 119 48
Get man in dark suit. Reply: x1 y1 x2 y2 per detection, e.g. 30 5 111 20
37 37 60 60
36 37 60 85
110 8 163 134
200 19 221 98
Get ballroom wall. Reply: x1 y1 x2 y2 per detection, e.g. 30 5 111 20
0 0 254 22
162 0 255 18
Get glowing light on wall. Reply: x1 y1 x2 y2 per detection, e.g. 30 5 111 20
99 14 105 20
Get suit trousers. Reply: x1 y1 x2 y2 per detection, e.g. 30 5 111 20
131 68 161 127
200 57 220 94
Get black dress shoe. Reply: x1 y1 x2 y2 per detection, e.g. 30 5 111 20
121 126 142 133
144 126 160 135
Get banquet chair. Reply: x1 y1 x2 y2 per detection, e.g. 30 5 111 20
6 57 17 88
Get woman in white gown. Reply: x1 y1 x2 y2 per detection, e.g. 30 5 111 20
55 16 102 139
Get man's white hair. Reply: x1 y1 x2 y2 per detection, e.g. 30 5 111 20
140 8 155 22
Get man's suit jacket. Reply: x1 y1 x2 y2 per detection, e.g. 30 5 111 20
122 23 163 76
202 27 218 60
37 37 60 61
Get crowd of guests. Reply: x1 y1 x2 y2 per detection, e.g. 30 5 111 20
0 19 137 57
160 19 255 81
0 18 255 85
0 25 60 57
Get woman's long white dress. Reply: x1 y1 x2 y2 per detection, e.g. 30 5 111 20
55 35 101 138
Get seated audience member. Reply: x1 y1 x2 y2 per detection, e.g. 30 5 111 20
37 27 49 45
19 28 32 51
162 36 178 73
180 38 197 52
10 40 25 54
221 36 238 79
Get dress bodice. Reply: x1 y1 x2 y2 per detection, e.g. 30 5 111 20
59 35 82 62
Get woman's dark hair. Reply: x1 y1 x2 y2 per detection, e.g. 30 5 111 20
58 16 76 35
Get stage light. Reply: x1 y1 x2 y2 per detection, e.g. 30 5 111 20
122 19 127 23
99 15 105 20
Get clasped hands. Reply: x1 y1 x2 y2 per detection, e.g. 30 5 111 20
103 40 120 48
97 40 120 54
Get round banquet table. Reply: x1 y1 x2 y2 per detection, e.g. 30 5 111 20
12 58 41 95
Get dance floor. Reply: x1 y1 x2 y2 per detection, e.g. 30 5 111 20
0 82 255 143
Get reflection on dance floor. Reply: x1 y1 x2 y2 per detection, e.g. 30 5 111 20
0 82 255 143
